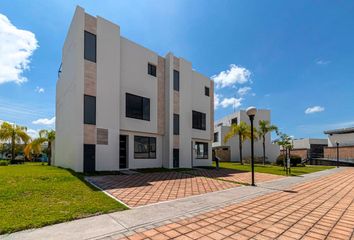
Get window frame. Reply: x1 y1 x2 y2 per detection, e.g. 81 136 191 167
126 93 150 121
195 142 208 159
173 114 180 135
148 63 157 77
192 110 206 130
84 95 96 125
231 117 238 125
134 136 156 159
213 132 218 142
205 86 210 96
84 31 96 63
173 70 180 91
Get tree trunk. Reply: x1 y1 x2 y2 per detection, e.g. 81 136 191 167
262 135 266 165
239 134 243 165
284 147 287 170
11 129 15 162
47 141 51 166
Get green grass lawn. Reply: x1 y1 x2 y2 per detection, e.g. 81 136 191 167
0 163 127 234
213 161 334 176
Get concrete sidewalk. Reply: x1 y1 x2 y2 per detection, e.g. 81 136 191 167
0 167 343 240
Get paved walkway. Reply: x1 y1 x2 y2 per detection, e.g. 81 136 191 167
1 167 348 240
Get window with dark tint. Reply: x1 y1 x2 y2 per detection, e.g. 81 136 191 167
173 114 179 135
173 70 179 91
231 117 238 125
196 142 208 159
84 95 96 125
148 63 157 77
205 87 210 96
213 132 218 142
192 110 206 130
84 31 96 62
126 93 150 121
134 136 156 159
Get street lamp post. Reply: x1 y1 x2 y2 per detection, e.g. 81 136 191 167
336 141 339 168
246 106 257 186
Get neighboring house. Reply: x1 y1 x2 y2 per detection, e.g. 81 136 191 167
324 127 354 160
55 6 214 173
212 109 279 163
285 138 328 160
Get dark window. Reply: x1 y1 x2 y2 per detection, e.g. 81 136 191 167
84 31 96 62
196 142 208 159
126 93 150 121
134 136 156 159
84 95 96 125
148 63 157 77
173 149 179 168
174 114 179 135
83 144 95 173
173 70 179 91
192 110 206 130
213 132 218 142
205 87 210 96
231 117 238 125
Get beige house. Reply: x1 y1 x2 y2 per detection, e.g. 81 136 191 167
55 6 214 172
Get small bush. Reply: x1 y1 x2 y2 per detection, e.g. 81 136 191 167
276 154 302 167
0 160 9 166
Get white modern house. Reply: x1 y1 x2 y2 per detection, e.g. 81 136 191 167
212 109 279 163
55 6 214 172
289 138 328 160
323 127 354 160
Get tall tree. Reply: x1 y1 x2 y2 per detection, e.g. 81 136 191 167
224 121 252 165
0 122 30 162
276 131 292 168
24 130 55 165
257 120 278 165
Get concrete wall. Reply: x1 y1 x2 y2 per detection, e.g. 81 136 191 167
292 138 328 149
55 6 85 172
328 133 354 147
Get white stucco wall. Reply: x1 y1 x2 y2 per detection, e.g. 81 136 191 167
328 133 354 147
55 6 85 172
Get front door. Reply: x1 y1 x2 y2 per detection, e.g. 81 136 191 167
120 135 128 169
173 148 179 168
84 144 95 173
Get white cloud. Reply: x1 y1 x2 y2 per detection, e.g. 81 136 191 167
305 106 325 114
219 97 243 109
0 13 38 84
214 93 221 109
27 128 38 138
32 117 55 125
315 59 330 65
35 86 44 93
211 64 251 88
237 86 252 96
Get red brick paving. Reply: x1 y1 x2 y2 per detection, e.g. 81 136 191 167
87 172 238 207
190 168 284 185
119 168 354 240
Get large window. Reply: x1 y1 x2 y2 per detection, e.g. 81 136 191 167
84 95 96 125
84 31 96 62
148 63 156 77
126 93 150 121
231 117 238 125
213 132 218 142
173 70 179 91
205 86 210 96
196 142 208 159
134 136 156 159
192 110 206 130
173 114 179 135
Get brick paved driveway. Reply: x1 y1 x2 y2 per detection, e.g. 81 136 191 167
190 168 284 185
120 168 354 240
87 172 238 207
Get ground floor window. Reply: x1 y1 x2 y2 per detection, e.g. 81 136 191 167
196 142 208 159
134 136 156 159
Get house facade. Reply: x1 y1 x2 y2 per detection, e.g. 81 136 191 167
55 7 214 172
212 109 279 163
324 127 354 161
285 138 328 160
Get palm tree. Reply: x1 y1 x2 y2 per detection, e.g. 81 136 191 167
0 122 30 162
276 131 292 168
257 120 278 165
224 121 252 165
24 129 55 165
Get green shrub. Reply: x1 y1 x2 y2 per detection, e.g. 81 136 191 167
0 160 9 166
276 154 302 167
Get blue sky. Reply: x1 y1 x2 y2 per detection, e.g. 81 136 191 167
0 0 353 139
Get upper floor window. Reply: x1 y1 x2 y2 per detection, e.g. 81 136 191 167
173 70 179 91
84 95 96 125
134 136 156 159
213 132 218 142
196 142 208 159
205 87 210 96
84 31 96 62
148 63 156 77
231 117 238 125
126 93 150 121
192 110 206 130
174 114 179 135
